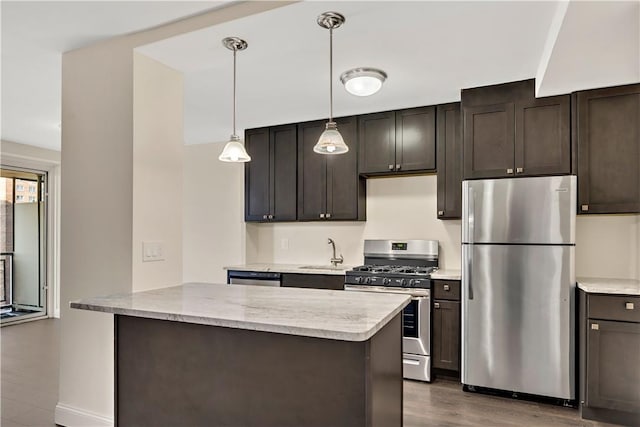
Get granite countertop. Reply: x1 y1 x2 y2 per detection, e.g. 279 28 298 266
577 277 640 296
224 263 352 275
71 283 410 342
431 269 461 280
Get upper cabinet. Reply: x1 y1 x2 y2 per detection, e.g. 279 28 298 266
462 79 571 179
575 83 640 214
359 107 436 175
298 117 365 221
244 124 297 222
436 103 462 219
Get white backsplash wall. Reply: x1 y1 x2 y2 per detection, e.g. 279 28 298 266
576 214 639 279
246 175 462 270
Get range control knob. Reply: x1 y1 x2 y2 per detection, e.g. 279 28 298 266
364 277 371 284
400 279 407 286
383 278 390 285
409 279 415 287
355 277 362 284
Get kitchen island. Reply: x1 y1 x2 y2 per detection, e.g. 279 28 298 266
71 283 410 427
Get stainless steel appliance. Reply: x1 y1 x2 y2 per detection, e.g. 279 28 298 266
345 239 438 381
462 176 576 401
227 270 281 287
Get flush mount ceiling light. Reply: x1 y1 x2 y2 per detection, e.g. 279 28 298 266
219 36 251 163
314 11 349 155
340 68 387 97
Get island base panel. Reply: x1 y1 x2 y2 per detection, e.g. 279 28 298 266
115 314 402 427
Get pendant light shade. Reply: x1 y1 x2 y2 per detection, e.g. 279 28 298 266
314 12 349 155
218 36 251 163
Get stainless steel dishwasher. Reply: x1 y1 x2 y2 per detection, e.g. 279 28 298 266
227 270 281 287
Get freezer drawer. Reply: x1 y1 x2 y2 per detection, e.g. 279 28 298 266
461 244 575 399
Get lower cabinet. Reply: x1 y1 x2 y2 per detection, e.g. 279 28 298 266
281 273 344 291
432 280 461 375
581 291 640 425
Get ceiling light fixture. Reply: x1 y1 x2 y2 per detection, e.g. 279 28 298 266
340 68 387 97
219 36 251 163
314 11 349 155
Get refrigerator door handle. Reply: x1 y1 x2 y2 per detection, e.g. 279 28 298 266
468 186 475 244
467 248 474 300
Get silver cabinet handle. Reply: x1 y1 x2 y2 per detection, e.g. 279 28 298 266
591 323 599 330
438 210 444 216
403 358 421 366
443 284 450 291
626 302 635 310
388 164 394 170
581 205 589 212
326 213 331 219
506 168 514 174
396 164 401 170
319 213 325 219
434 302 440 309
262 214 268 219
516 167 523 173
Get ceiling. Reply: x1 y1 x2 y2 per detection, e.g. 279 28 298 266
2 1 639 152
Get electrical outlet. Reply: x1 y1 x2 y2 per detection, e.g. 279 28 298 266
280 238 289 250
143 241 165 262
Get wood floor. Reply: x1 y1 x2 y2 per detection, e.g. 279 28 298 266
0 319 620 427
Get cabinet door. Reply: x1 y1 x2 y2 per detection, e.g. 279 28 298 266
515 95 570 177
577 84 640 214
395 107 436 172
586 319 640 413
432 300 460 371
436 103 462 219
281 273 344 290
358 111 396 174
463 103 515 179
297 121 327 221
244 128 270 221
326 116 364 221
270 125 297 221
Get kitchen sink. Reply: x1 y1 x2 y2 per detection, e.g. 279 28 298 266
298 265 343 270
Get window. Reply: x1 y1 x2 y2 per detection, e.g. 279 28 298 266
29 186 36 193
16 195 24 201
16 184 24 191
29 196 36 202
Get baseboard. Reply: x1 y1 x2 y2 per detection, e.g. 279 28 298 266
54 403 113 427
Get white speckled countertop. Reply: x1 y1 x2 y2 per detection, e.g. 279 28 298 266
224 263 352 275
430 269 461 280
70 283 410 341
577 277 640 295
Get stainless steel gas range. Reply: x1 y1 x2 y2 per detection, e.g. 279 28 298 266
344 239 439 382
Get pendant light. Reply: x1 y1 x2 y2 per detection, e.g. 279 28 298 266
219 36 251 163
314 12 349 155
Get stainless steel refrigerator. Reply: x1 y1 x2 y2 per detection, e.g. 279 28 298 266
461 175 576 400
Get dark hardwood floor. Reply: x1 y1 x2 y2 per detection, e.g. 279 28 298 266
0 319 621 426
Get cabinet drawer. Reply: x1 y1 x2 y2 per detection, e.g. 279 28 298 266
589 294 640 323
432 280 460 301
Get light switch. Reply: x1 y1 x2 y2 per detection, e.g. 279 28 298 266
143 241 165 262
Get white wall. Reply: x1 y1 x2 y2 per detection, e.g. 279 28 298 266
182 143 245 284
132 53 183 291
576 215 639 280
246 175 462 270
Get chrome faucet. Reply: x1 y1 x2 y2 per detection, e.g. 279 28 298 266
328 238 344 267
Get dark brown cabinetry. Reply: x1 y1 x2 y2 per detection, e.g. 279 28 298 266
580 290 640 426
244 125 297 222
462 79 570 179
281 273 344 290
436 103 462 219
359 107 436 175
297 117 365 221
432 280 461 374
575 84 640 214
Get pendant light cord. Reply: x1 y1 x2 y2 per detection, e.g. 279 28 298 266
329 27 333 122
232 48 237 137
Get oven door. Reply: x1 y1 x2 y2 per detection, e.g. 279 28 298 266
402 295 430 356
